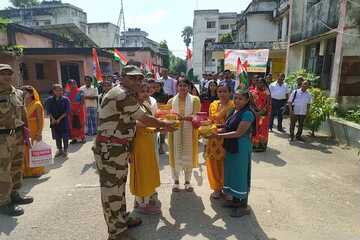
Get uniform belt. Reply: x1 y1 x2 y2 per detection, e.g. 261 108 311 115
96 135 129 144
0 126 23 135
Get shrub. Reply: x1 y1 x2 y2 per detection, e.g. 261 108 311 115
304 88 336 136
286 69 320 88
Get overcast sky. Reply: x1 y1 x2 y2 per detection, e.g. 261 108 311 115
0 0 252 58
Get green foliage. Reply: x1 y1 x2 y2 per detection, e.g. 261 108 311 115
336 106 360 124
169 53 187 75
10 0 39 8
219 33 233 43
286 69 320 88
0 45 24 56
304 88 335 136
0 17 12 32
181 26 193 48
159 40 170 69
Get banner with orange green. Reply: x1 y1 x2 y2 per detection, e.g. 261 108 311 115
224 49 269 73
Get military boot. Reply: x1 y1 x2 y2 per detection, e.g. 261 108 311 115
11 192 34 205
0 203 24 216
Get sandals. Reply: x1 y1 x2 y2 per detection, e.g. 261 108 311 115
230 207 251 218
127 216 142 228
136 204 161 215
210 191 222 199
184 183 194 192
172 183 180 192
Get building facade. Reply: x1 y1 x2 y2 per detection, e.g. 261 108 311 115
88 22 120 48
286 0 360 102
0 24 113 94
193 1 289 79
193 10 237 77
0 0 88 33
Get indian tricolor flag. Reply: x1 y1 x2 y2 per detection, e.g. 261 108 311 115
92 48 103 87
236 57 249 91
114 49 128 65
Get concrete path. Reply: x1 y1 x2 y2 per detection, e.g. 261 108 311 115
1 120 359 240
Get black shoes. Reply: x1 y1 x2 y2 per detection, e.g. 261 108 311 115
0 192 34 216
0 204 24 216
11 192 34 205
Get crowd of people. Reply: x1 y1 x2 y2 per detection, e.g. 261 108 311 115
0 62 312 240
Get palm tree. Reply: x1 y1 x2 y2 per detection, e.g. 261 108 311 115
181 26 193 48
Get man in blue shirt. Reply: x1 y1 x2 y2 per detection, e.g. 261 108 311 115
221 70 236 94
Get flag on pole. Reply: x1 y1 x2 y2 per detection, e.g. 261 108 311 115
92 48 103 87
114 49 128 65
186 48 193 74
238 60 249 91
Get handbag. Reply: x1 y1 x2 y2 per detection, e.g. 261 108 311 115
72 114 81 129
30 141 53 168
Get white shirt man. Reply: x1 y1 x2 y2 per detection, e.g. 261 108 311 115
269 74 289 132
80 77 99 136
161 71 177 97
269 81 290 100
288 81 312 141
288 89 312 116
80 85 98 108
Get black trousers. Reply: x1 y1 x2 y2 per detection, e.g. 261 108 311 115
270 99 287 130
56 137 69 151
290 114 306 139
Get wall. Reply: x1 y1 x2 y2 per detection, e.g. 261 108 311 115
15 32 53 48
290 0 339 43
88 23 118 47
193 10 220 77
287 44 304 74
21 59 59 93
246 13 278 42
0 31 8 45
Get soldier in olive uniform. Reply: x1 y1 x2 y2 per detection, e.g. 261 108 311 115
93 65 175 240
0 64 34 216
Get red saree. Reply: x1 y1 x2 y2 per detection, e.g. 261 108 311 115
66 82 85 141
251 88 271 152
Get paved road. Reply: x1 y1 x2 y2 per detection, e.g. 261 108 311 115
1 120 360 240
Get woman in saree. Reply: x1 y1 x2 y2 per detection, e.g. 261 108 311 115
130 83 161 215
205 83 234 199
250 77 271 152
65 79 85 143
22 86 45 177
214 90 256 217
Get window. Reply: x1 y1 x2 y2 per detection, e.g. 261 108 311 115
44 20 51 25
35 63 44 80
20 63 28 81
304 43 320 74
307 0 321 8
207 21 216 29
278 21 282 40
220 24 229 30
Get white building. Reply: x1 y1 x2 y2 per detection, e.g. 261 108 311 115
120 28 161 52
193 10 237 77
193 1 289 79
0 0 88 33
88 22 120 47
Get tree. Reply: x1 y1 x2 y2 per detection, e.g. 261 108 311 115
159 40 170 69
181 26 193 48
169 53 187 75
10 0 39 8
219 32 233 43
